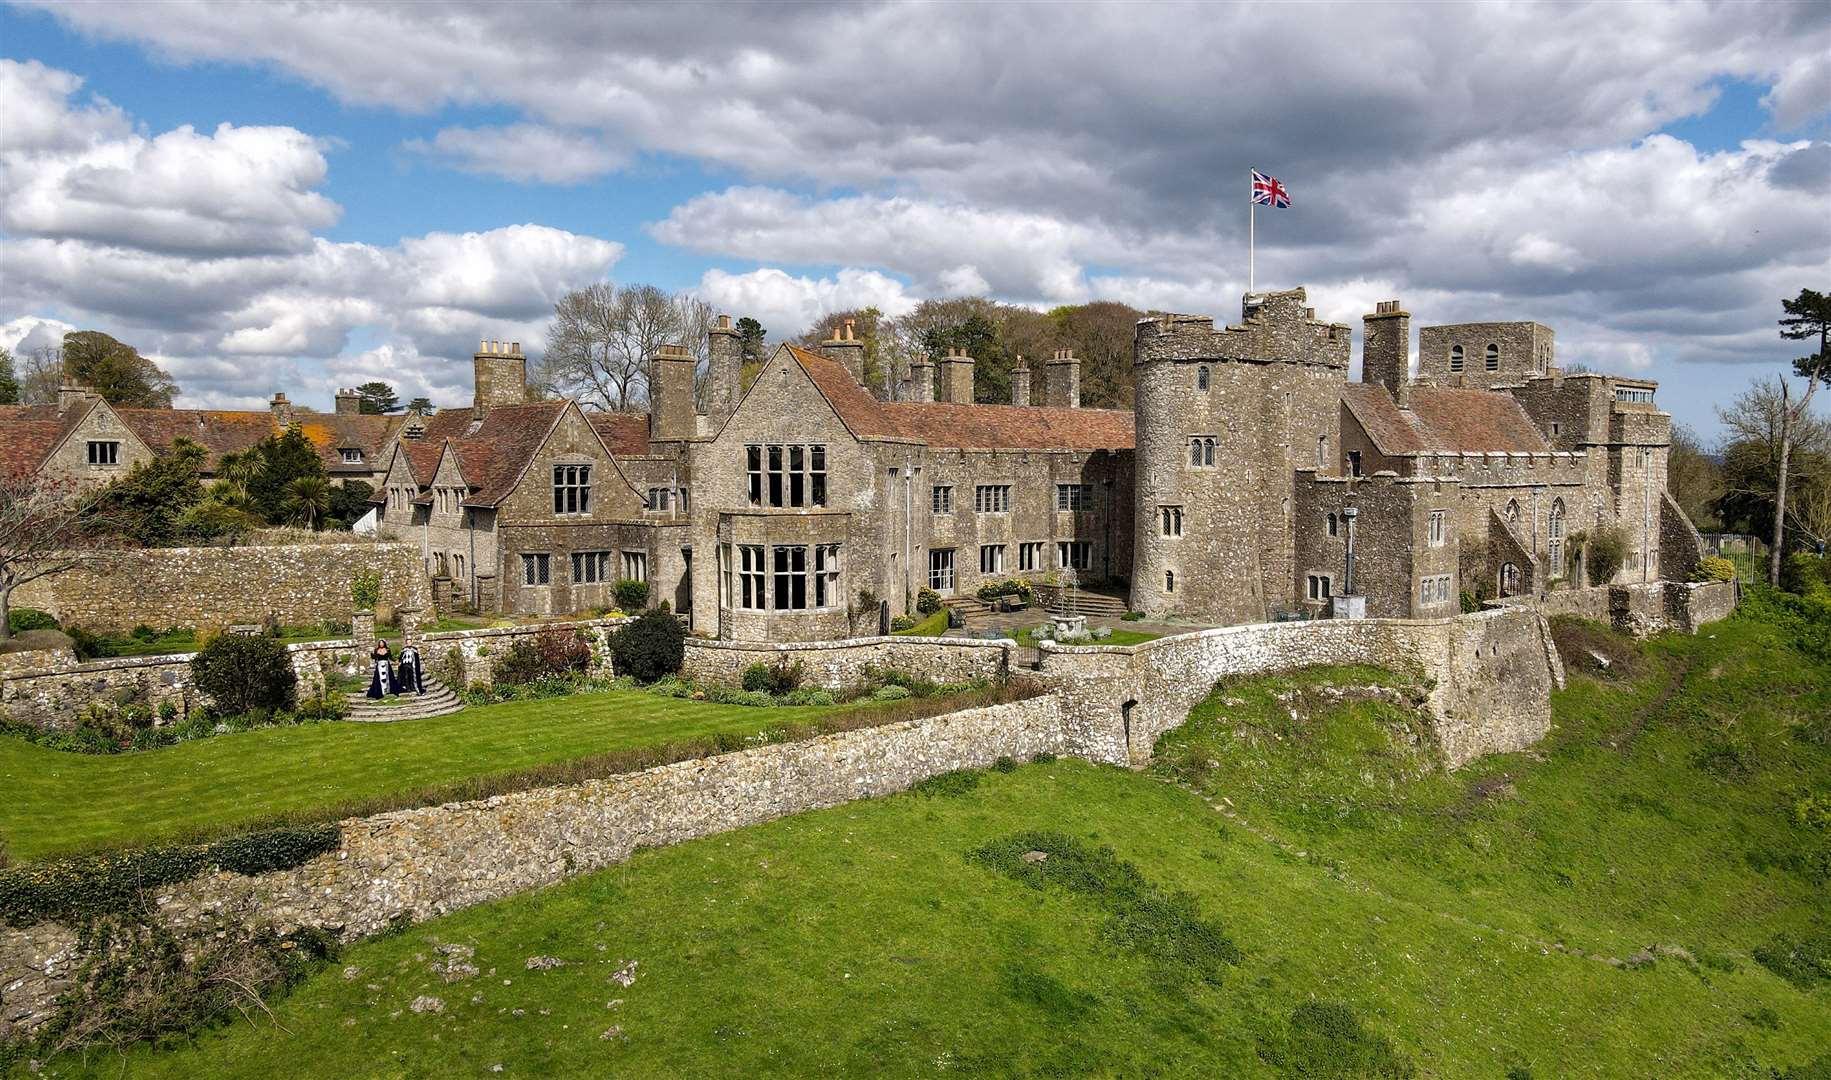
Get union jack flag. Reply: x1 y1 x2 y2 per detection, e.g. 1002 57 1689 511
1252 169 1290 208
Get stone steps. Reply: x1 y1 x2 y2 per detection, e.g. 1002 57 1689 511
344 678 464 723
1044 593 1129 619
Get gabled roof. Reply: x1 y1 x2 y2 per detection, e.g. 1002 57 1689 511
587 411 651 457
1341 383 1549 456
0 405 73 479
783 345 906 440
455 401 569 506
880 402 1134 451
293 411 403 473
114 407 274 469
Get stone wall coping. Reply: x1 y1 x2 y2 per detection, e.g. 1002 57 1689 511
1037 607 1521 657
417 618 633 644
687 634 1015 655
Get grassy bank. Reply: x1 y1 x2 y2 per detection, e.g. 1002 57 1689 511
25 596 1828 1077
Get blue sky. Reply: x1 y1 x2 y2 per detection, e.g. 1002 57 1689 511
2 1 1826 439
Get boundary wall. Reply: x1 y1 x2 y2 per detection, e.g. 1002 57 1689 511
1496 580 1735 637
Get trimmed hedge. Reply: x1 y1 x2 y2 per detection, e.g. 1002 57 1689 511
0 824 341 927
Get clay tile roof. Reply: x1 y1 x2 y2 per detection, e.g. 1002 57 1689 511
0 405 67 479
587 411 651 457
291 411 402 472
115 408 275 470
1340 384 1429 454
784 345 904 439
1405 386 1549 454
879 401 1135 451
453 401 567 506
400 437 446 485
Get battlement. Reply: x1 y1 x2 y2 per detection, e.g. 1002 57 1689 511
1135 287 1350 369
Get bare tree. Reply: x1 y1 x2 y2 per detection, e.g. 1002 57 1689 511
19 345 64 405
0 472 115 644
1768 287 1831 584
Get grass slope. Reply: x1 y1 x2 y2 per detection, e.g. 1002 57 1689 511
0 692 857 862
32 600 1829 1078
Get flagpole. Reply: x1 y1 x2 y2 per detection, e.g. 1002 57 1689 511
1248 168 1256 297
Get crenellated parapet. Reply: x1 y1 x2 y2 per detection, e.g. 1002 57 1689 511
1134 288 1351 370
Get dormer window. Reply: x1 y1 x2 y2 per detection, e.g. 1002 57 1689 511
340 448 363 464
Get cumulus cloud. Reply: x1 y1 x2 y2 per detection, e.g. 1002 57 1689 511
405 123 627 184
692 267 917 339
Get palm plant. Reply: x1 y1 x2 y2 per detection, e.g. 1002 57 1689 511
283 476 332 530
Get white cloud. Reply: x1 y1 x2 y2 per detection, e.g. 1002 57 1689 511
405 123 627 184
0 58 128 154
0 315 78 357
692 267 917 339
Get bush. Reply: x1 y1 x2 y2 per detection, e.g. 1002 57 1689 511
492 629 592 687
189 634 296 716
916 587 943 615
615 578 650 612
782 688 836 706
1781 552 1831 597
432 646 466 689
889 614 918 632
873 685 912 702
707 687 775 708
742 658 803 696
1585 525 1630 587
7 608 58 633
1692 555 1736 583
975 577 1033 603
1120 611 1145 622
349 569 381 612
610 609 685 683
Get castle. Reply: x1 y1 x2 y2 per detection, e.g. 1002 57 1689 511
1 287 1700 637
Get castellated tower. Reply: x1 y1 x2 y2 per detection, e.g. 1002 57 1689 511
1131 288 1351 623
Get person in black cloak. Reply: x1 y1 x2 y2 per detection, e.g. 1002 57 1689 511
396 642 426 695
366 640 396 698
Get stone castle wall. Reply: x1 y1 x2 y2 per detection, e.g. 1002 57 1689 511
11 543 430 632
1505 579 1735 638
681 635 1014 688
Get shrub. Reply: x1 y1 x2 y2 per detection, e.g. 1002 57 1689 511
1120 611 1145 621
889 614 918 632
349 569 381 611
432 646 466 689
1781 552 1831 597
189 634 296 716
742 658 804 696
708 687 775 708
993 755 1017 773
916 587 943 615
1585 525 1630 587
615 578 650 612
610 609 686 683
7 607 58 633
492 629 592 687
1692 555 1736 583
975 577 1033 603
873 685 912 702
782 688 835 706
1752 930 1830 989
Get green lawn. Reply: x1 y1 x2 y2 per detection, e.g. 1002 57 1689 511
0 691 863 862
891 609 949 636
35 598 1830 1077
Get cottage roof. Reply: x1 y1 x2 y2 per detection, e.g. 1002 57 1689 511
291 411 404 475
586 411 651 457
113 407 274 470
0 405 73 479
1340 383 1548 456
452 401 569 506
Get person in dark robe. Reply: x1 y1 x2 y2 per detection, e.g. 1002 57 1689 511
366 640 396 698
396 643 426 695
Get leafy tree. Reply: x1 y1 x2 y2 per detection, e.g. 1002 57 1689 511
175 498 261 544
405 397 435 414
354 381 401 414
921 312 1014 403
1666 422 1723 531
282 475 333 530
1767 287 1831 584
190 634 297 716
735 317 767 362
60 330 179 408
245 425 331 524
0 472 116 644
0 346 19 405
1584 524 1631 586
94 438 207 546
1047 301 1147 408
326 480 375 529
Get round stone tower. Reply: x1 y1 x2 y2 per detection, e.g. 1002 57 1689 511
1131 288 1351 623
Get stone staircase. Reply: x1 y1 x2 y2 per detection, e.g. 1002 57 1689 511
343 677 464 723
1037 588 1129 620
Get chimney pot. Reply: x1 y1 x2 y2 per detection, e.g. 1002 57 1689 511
717 314 731 330
511 341 520 354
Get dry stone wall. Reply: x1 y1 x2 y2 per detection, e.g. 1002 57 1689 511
682 635 1013 688
12 543 429 631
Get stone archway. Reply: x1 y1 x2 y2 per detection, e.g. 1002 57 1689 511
1499 562 1522 597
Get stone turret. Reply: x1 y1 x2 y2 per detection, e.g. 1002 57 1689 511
820 318 866 386
1362 299 1411 405
473 339 527 418
1043 349 1080 408
1010 356 1031 406
938 346 976 404
648 343 697 442
708 314 743 425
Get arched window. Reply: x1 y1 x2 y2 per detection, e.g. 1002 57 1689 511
1165 569 1175 592
1327 512 1339 537
1548 499 1566 571
1190 439 1202 467
1504 499 1520 524
1499 562 1521 597
1449 345 1464 373
1197 365 1210 390
1317 435 1329 469
1485 343 1500 371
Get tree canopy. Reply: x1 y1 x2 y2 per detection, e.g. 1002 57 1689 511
355 381 401 414
0 347 18 405
60 330 179 408
540 283 713 411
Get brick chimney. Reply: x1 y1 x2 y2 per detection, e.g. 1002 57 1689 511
908 355 934 403
57 377 97 415
473 339 527 418
1362 300 1411 405
1010 356 1031 406
334 388 361 415
819 318 866 386
648 343 697 442
708 314 742 425
269 392 295 428
938 346 976 404
1043 349 1080 408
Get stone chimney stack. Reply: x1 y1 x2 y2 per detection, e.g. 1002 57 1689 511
708 313 742 425
819 318 866 386
1010 355 1031 406
648 343 697 442
1362 300 1411 405
1043 348 1081 408
57 377 96 415
473 339 527 419
938 346 976 404
335 388 361 415
908 355 934 403
269 392 294 428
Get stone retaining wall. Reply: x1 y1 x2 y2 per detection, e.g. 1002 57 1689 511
681 635 1014 689
1 696 1064 1038
1500 580 1736 637
11 543 429 632
1036 607 1564 769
